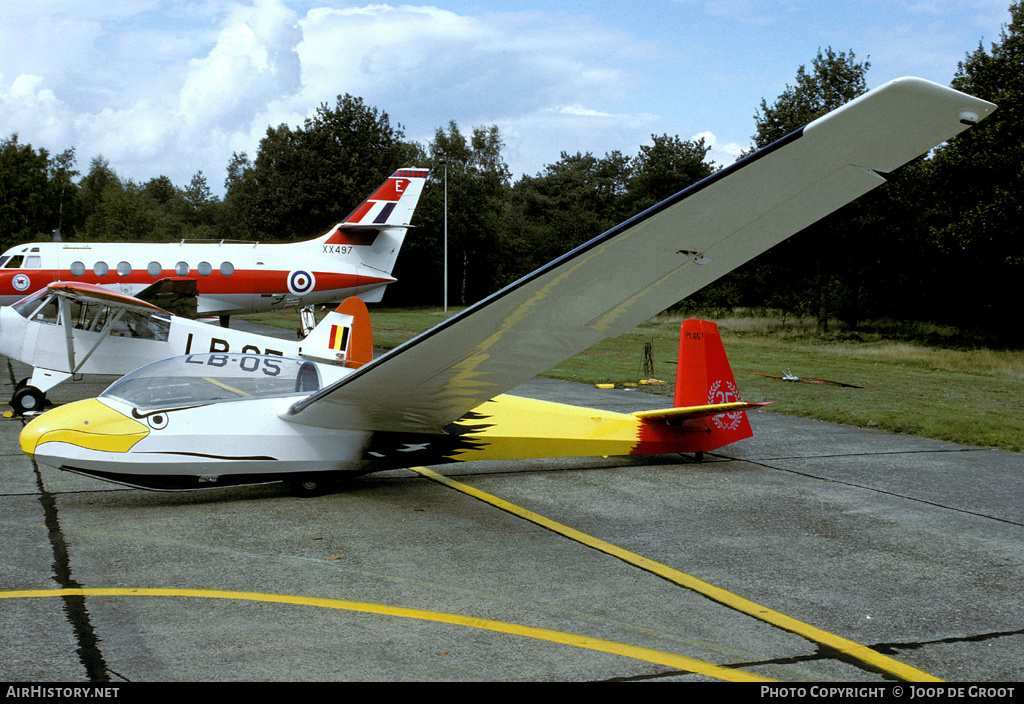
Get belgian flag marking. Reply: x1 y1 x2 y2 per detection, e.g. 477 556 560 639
329 325 350 352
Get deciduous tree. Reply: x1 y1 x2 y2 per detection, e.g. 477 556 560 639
923 1 1024 340
392 122 509 305
224 95 422 242
706 48 872 331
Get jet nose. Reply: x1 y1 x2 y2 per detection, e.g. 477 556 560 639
20 399 149 457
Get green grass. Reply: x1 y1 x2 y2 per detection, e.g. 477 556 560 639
242 307 1024 453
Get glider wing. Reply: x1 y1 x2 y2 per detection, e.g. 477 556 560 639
283 78 995 434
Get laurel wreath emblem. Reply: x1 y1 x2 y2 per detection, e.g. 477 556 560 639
708 379 743 431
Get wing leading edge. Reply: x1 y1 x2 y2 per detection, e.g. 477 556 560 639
46 281 171 317
284 77 995 434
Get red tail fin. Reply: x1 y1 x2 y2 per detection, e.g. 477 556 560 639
336 297 373 367
674 319 755 451
299 296 374 368
323 168 430 246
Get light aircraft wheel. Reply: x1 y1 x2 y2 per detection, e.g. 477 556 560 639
11 386 46 415
15 377 28 390
288 477 328 497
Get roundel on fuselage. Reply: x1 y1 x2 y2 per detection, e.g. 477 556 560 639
12 273 30 291
287 269 316 296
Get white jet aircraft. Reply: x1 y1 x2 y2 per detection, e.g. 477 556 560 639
1 281 373 414
0 169 428 321
19 78 996 495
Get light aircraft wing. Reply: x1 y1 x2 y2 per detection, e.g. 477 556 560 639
283 77 995 434
134 278 198 318
45 282 171 316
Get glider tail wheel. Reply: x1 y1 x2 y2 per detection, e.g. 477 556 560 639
11 385 47 416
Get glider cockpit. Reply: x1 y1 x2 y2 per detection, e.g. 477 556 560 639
100 353 336 411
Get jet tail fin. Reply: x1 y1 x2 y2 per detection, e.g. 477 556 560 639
337 168 429 230
315 169 429 274
669 319 768 452
298 297 374 368
312 169 429 296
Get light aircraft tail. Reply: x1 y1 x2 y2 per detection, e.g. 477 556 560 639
298 297 374 368
314 169 429 291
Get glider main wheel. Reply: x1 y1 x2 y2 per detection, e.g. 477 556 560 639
11 385 46 415
288 477 328 497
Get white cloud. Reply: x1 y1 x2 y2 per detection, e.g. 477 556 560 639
292 5 658 124
0 0 309 188
0 74 75 148
495 105 661 178
6 0 1004 196
286 4 667 180
692 130 745 169
0 1 667 192
178 0 302 130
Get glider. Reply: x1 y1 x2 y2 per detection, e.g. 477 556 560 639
0 281 372 414
19 77 995 494
0 169 428 320
21 319 761 493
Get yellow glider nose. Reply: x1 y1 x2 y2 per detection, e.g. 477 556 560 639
20 399 149 456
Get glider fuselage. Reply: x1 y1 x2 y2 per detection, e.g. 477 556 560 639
20 383 723 491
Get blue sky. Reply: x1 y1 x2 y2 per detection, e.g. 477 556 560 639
0 1 1012 195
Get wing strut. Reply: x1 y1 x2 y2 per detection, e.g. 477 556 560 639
58 298 127 374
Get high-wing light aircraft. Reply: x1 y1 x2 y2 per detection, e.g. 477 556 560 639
0 169 428 319
1 281 373 414
19 78 995 495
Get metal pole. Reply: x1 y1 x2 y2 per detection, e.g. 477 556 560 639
443 160 448 313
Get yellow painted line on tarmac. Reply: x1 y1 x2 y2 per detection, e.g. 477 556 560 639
0 587 770 682
410 465 943 683
200 377 250 397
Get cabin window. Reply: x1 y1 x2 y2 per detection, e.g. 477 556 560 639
4 255 24 269
117 261 131 277
110 310 170 341
33 297 61 324
220 261 234 276
147 261 162 277
12 290 56 321
67 301 107 331
24 256 41 268
93 261 109 277
198 261 212 277
175 261 189 276
70 261 86 277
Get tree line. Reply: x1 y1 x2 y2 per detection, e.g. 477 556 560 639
3 2 1023 346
